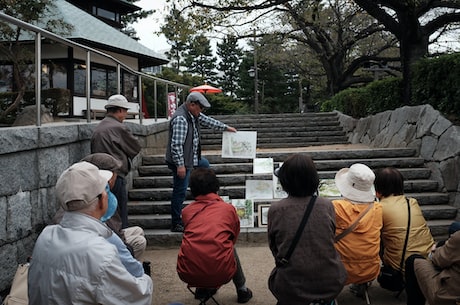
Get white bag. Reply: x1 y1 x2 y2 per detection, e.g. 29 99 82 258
2 263 29 305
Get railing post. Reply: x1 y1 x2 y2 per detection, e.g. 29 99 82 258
117 64 121 94
85 51 91 123
154 80 158 122
138 75 143 124
35 32 42 127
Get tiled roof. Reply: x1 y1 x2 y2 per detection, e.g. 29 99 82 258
43 0 168 67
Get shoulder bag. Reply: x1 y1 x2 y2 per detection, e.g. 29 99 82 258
334 202 374 242
276 195 317 266
2 263 29 305
377 197 411 293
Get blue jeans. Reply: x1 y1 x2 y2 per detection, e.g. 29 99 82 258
168 158 210 227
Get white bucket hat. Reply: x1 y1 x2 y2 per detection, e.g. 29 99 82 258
105 94 130 109
335 163 376 202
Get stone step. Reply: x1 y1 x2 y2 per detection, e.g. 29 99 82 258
137 157 426 177
128 198 454 220
141 219 456 248
129 185 448 205
133 171 434 188
203 139 351 150
130 111 457 245
202 130 347 139
141 147 419 165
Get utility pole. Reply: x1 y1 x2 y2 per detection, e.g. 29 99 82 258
253 30 259 114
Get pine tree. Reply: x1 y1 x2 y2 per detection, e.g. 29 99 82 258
217 35 243 96
183 34 217 81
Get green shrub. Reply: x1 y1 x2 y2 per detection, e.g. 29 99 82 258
412 53 460 116
321 87 370 118
0 88 71 125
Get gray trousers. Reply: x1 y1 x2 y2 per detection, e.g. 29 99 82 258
232 249 246 290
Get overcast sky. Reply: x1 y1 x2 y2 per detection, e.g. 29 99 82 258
132 0 171 53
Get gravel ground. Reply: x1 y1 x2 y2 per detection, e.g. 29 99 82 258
145 245 407 305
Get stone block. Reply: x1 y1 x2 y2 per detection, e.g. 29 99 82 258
431 115 452 137
0 243 18 292
0 197 6 244
0 151 37 195
420 136 437 160
39 124 80 148
7 191 32 241
38 146 69 188
0 127 38 154
440 157 460 192
434 126 460 161
416 105 437 138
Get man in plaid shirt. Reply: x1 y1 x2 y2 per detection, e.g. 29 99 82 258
165 92 237 232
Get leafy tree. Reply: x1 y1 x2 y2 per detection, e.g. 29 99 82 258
183 34 217 81
0 0 72 120
350 0 460 102
216 35 243 96
183 0 400 98
121 0 154 39
160 5 195 73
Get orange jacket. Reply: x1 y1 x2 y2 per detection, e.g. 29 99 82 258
332 199 383 284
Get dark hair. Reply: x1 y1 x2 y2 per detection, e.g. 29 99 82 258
189 168 220 197
374 167 404 197
278 154 319 197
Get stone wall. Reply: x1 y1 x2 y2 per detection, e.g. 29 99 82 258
336 104 460 211
0 119 169 294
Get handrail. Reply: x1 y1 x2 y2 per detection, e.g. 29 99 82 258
0 11 188 125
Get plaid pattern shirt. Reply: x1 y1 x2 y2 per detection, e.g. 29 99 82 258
171 112 227 167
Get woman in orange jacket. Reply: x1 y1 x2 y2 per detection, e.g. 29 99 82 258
332 163 383 296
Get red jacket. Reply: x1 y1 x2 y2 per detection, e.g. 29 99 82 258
177 193 240 287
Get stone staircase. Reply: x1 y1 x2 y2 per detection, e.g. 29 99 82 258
127 112 457 247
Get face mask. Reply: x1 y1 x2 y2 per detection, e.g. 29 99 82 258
100 184 118 222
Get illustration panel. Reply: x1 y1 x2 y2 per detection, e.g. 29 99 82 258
231 199 255 228
318 179 341 197
253 157 274 174
222 131 257 159
245 180 273 200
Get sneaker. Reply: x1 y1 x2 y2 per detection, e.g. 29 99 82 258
195 288 217 300
171 224 184 232
237 288 253 303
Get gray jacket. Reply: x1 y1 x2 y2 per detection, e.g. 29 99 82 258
268 195 347 305
28 212 152 305
91 116 141 177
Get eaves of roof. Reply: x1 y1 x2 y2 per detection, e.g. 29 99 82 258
46 0 168 68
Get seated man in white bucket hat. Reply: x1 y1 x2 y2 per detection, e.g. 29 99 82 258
332 163 383 300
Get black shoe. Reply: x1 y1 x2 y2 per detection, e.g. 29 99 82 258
195 288 217 300
171 224 184 232
142 261 151 276
237 288 253 303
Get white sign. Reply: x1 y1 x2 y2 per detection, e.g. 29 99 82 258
222 131 257 159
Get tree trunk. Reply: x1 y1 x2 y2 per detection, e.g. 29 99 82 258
397 13 429 104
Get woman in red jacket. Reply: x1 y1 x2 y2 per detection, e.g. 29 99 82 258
177 168 252 303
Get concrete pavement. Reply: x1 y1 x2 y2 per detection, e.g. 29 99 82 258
145 244 407 305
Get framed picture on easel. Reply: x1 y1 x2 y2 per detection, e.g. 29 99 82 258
258 204 270 227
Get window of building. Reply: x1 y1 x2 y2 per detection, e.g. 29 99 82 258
0 65 13 92
122 71 138 102
41 62 67 89
73 62 119 98
92 6 120 22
